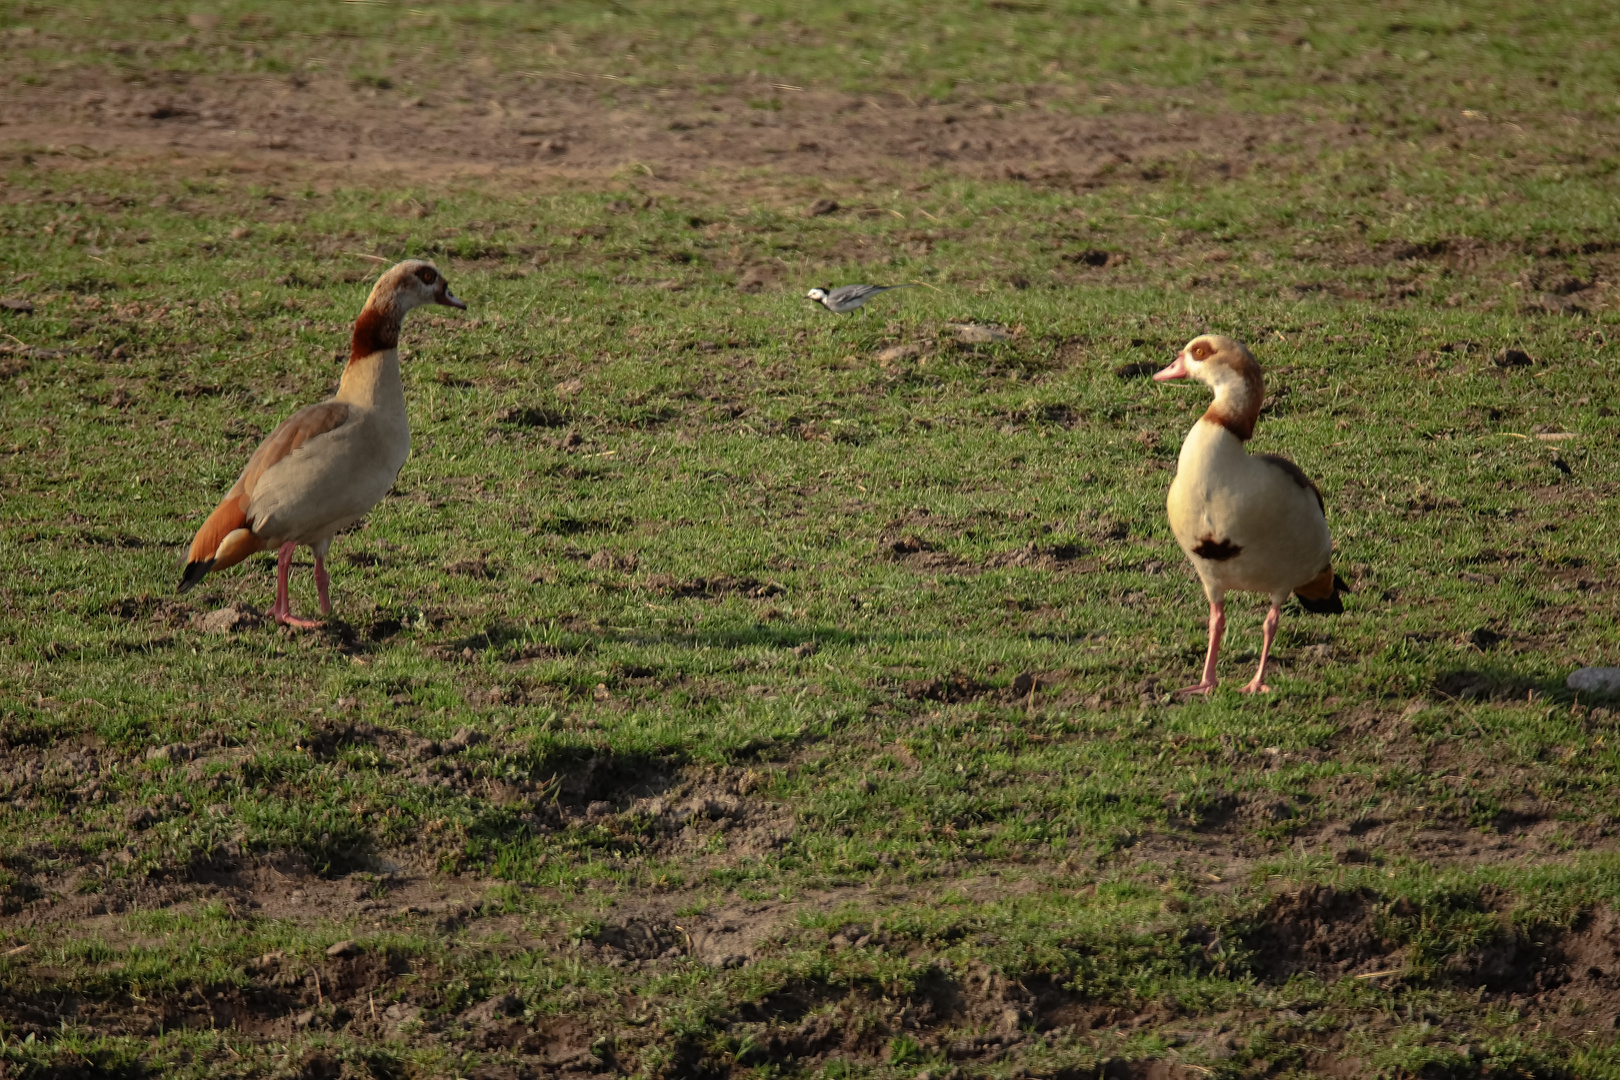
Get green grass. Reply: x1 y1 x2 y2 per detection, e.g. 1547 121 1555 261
4 0 1619 117
3 0 1620 1077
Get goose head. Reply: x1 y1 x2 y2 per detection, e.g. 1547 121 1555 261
1155 334 1265 441
366 259 467 314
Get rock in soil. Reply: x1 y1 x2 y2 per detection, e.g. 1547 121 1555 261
1569 667 1620 695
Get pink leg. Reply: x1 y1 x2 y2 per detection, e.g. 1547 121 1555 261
272 542 322 630
1177 601 1224 697
1240 605 1281 694
314 553 332 616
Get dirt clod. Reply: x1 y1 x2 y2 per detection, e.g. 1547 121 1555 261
904 674 990 703
145 742 195 763
949 323 1013 344
1066 248 1116 267
123 806 160 829
494 405 566 428
297 1051 341 1080
1113 361 1160 379
195 605 260 633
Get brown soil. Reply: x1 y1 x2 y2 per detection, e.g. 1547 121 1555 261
2 69 1298 192
1239 885 1620 1037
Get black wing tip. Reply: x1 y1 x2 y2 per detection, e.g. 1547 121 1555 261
177 560 213 594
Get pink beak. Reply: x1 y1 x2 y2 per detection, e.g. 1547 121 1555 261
1153 353 1190 381
437 287 467 311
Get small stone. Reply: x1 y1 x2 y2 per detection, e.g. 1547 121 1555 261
325 939 360 958
228 225 251 240
553 377 584 397
792 641 819 659
875 344 920 364
805 198 840 218
950 323 1013 344
197 605 259 634
0 298 34 314
1569 667 1620 695
1494 347 1534 368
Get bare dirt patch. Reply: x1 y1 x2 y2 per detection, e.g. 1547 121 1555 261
1243 885 1403 982
1 72 1309 192
1238 886 1620 1034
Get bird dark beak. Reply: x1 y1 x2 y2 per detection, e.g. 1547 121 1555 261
437 286 467 311
1153 353 1190 381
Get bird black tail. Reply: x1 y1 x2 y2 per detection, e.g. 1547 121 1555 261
1295 574 1350 615
177 559 213 594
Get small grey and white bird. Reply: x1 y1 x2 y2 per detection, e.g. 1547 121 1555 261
806 283 916 314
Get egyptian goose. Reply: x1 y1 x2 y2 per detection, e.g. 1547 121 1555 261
177 260 465 627
1153 335 1347 694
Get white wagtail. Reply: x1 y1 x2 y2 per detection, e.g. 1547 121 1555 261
806 283 917 314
